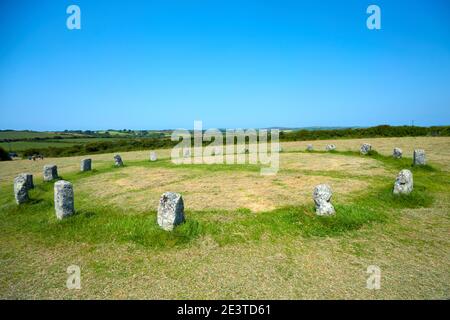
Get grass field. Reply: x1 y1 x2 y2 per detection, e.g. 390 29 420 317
0 136 449 299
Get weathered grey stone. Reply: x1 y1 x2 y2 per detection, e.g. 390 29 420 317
306 144 314 151
360 143 372 155
393 147 403 159
150 152 157 161
413 149 426 165
19 173 34 189
183 149 191 158
157 192 185 231
114 154 123 166
393 169 413 195
14 175 29 204
325 144 336 151
54 180 75 220
43 165 58 182
80 158 92 171
313 184 335 216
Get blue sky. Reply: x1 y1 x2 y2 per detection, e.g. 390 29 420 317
0 0 449 130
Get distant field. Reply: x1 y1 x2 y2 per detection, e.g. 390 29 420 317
0 130 84 140
0 138 129 152
0 136 449 299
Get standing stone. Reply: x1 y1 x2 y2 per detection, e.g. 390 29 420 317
306 144 314 151
393 147 403 159
325 144 336 151
114 154 123 166
14 175 29 204
157 192 185 231
360 143 372 155
150 152 157 161
80 158 92 171
413 149 426 166
19 173 34 189
54 180 75 219
393 169 413 195
313 184 335 216
183 149 191 158
43 165 58 182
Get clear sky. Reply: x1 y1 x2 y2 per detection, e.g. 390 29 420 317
0 0 449 130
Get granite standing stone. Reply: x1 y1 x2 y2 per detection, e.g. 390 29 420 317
360 143 372 155
114 154 123 166
393 169 413 195
157 192 185 231
313 184 335 216
150 152 157 161
43 165 58 182
14 175 29 204
413 149 426 165
325 144 336 152
393 147 403 159
54 180 75 219
306 144 314 151
80 158 92 171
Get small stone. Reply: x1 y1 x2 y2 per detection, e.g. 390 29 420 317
325 144 336 151
183 149 191 158
114 154 123 166
313 184 335 216
393 147 402 159
150 152 157 161
43 165 58 182
19 173 34 189
54 180 75 219
306 144 313 151
413 149 426 166
80 158 92 171
14 175 29 204
360 143 372 155
157 192 185 231
393 169 413 195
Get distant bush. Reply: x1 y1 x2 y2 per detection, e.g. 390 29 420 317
0 147 11 161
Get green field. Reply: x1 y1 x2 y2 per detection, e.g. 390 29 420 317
0 137 449 299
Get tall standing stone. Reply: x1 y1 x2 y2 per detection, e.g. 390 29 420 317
306 144 314 151
19 173 34 189
393 147 403 159
14 175 29 204
114 154 123 167
80 158 92 171
413 149 426 166
54 180 75 219
360 143 372 155
43 165 58 182
313 184 335 216
325 144 336 152
393 169 413 195
157 192 185 231
150 152 157 161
